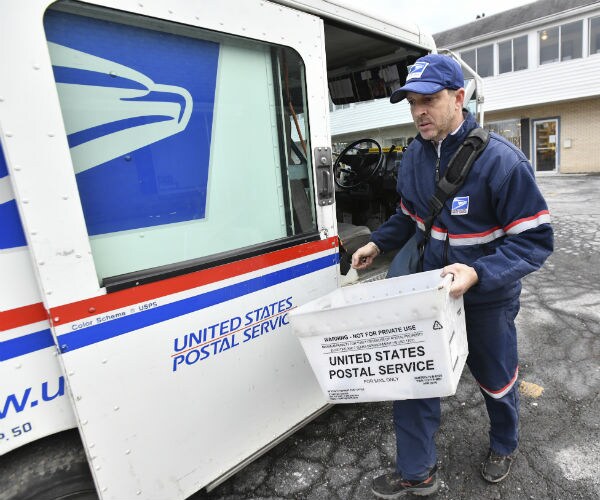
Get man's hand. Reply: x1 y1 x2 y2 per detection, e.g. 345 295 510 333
351 242 380 270
441 263 479 298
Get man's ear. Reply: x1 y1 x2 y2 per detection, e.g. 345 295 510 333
455 88 466 110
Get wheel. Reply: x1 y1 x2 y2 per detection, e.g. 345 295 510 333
333 138 384 189
0 430 97 500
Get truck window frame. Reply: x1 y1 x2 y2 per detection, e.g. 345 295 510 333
42 1 319 292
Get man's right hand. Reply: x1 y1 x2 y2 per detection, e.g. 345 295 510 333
351 242 380 270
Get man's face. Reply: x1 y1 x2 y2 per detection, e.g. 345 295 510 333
406 89 464 142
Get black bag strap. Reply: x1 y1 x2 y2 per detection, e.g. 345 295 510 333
418 127 490 266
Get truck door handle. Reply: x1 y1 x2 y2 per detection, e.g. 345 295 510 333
314 147 334 206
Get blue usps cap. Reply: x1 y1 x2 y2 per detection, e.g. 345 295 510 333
390 54 464 103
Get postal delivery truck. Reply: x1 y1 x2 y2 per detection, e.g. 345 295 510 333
0 1 482 498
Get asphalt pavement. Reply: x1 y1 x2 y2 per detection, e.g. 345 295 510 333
194 174 600 500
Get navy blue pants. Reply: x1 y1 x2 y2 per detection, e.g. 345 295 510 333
392 298 521 481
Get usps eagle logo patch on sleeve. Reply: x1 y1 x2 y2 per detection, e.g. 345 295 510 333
451 196 469 215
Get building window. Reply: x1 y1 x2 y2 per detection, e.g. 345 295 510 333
460 49 476 71
333 142 349 154
382 137 409 149
539 26 559 64
561 20 583 60
477 45 494 77
460 43 494 77
539 20 583 65
498 41 512 73
589 16 600 55
514 35 528 70
498 35 528 74
485 119 521 149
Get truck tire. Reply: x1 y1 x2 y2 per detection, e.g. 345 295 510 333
0 430 98 500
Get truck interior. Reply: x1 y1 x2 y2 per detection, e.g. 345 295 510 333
323 19 429 282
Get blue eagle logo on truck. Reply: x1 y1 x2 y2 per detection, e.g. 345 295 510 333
45 10 219 236
2 11 220 247
48 42 194 175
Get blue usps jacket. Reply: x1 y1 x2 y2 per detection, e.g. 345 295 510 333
371 112 554 306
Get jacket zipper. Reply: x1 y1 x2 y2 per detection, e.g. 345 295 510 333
434 142 441 183
443 235 450 266
434 141 445 264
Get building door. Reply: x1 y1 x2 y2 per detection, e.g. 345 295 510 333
533 119 559 172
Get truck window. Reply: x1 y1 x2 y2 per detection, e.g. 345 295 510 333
43 4 315 286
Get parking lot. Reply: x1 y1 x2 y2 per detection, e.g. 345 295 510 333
196 174 600 500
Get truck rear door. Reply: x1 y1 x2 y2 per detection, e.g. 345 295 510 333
1 1 337 498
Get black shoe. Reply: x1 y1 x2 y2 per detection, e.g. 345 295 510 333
372 464 439 498
481 449 515 483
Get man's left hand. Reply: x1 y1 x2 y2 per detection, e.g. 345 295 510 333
441 264 479 298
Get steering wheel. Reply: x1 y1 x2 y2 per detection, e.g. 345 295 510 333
333 138 384 189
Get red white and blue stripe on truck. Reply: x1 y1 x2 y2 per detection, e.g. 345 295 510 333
1 238 338 361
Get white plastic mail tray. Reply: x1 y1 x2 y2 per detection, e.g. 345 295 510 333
289 269 468 403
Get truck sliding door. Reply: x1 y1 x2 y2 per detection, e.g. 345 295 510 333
1 1 336 498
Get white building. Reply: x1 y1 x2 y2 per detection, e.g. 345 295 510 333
330 0 600 174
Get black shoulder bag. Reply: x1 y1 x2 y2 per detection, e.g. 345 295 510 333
387 127 490 278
